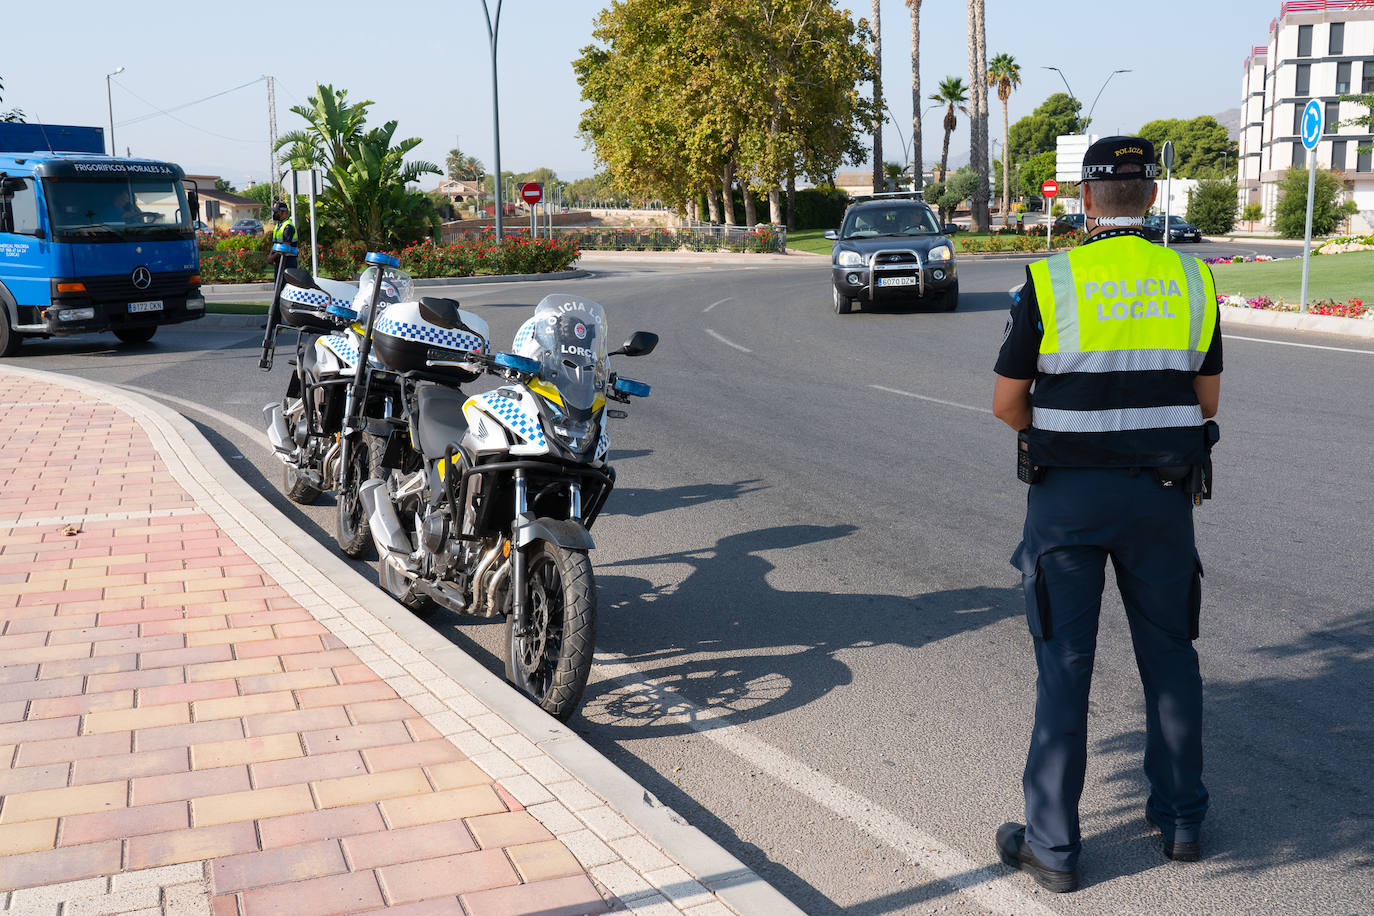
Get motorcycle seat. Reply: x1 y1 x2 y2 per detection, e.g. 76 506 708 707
415 382 469 461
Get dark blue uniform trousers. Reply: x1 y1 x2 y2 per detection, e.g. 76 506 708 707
1012 467 1208 872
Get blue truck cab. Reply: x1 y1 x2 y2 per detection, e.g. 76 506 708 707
0 123 204 355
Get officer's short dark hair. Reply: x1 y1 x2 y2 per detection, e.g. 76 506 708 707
1087 165 1155 215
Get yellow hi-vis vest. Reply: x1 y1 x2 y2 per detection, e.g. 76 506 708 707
1025 234 1217 468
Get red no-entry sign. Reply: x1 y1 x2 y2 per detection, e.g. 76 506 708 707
520 182 543 205
1041 179 1059 199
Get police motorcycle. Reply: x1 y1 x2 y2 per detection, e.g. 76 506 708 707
259 246 414 557
357 293 657 720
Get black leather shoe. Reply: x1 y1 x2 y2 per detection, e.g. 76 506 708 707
995 822 1079 893
1145 813 1201 862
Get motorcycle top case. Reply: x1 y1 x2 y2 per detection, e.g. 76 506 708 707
280 278 358 332
371 299 490 380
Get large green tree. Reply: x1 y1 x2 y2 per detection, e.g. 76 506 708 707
1137 116 1237 179
575 0 875 224
1274 165 1356 239
275 85 372 177
1007 93 1083 163
1338 91 1374 156
0 76 23 123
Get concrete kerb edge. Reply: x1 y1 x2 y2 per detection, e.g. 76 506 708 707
0 365 803 916
200 268 593 296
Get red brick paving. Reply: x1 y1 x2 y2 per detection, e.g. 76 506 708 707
0 374 615 911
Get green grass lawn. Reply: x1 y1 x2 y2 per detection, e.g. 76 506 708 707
787 228 1055 257
1209 250 1374 304
206 301 269 314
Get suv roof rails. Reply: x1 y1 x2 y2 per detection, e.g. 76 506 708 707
850 191 926 204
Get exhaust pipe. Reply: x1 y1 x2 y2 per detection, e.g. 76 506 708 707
263 404 295 456
359 479 412 558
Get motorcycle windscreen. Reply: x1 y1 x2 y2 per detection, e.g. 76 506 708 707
528 294 608 421
352 266 414 321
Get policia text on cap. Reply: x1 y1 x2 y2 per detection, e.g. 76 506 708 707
989 136 1222 893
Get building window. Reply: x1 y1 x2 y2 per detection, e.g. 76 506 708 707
1297 25 1313 57
1359 144 1373 173
1326 101 1340 133
1329 22 1344 55
1337 62 1352 95
1293 140 1307 166
1293 101 1307 136
1332 140 1347 171
1364 62 1374 94
1295 63 1311 95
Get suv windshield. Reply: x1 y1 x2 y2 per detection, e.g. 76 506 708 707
44 177 193 242
841 206 940 239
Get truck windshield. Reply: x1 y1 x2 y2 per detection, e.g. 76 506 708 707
43 177 192 242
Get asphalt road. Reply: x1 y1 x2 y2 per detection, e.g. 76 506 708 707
12 241 1373 915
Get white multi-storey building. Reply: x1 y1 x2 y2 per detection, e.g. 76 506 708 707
1239 0 1374 232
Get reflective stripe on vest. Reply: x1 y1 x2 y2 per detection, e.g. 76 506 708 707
1026 236 1217 462
273 220 294 243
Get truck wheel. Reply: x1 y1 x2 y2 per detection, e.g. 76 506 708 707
0 308 21 357
114 326 156 344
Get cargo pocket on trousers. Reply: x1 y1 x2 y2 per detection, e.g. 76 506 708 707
1188 553 1204 641
1012 544 1053 640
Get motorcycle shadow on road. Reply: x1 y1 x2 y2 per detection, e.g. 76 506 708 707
580 523 1022 739
1086 609 1374 890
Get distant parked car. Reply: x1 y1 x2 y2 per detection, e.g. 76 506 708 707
1142 215 1202 243
229 218 263 236
1023 196 1043 212
193 220 214 236
1054 213 1086 232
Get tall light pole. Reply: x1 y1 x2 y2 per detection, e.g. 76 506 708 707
480 1 504 239
1086 70 1131 129
1041 66 1078 111
105 66 124 157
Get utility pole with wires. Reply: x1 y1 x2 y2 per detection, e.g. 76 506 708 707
266 76 279 207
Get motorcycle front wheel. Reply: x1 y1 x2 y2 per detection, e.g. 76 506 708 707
335 435 379 559
505 541 596 721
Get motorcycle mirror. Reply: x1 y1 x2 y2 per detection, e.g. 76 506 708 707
419 296 470 333
282 268 319 291
610 331 659 357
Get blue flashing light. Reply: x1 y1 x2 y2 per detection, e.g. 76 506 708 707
272 242 298 254
326 304 358 320
365 251 401 268
613 377 651 398
494 352 541 375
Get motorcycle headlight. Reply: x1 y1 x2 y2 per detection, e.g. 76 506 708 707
928 245 952 262
552 418 594 451
836 250 864 268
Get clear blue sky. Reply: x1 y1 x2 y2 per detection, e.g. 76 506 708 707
3 0 1275 190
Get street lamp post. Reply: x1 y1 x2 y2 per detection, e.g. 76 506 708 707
105 66 124 157
479 0 504 239
1086 70 1131 128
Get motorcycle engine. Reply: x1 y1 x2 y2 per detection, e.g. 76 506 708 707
420 509 448 554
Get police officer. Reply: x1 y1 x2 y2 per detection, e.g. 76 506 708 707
269 201 298 270
990 136 1222 892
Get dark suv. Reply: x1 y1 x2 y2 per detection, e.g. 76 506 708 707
826 199 959 314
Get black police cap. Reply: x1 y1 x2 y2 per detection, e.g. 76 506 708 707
1080 136 1158 182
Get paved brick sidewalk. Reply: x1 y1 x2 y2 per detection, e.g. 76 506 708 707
0 369 781 916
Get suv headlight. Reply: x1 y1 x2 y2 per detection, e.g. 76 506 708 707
928 245 953 262
836 250 864 267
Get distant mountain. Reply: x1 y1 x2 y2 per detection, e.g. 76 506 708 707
1214 108 1241 140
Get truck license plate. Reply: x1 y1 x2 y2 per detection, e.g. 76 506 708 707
128 300 163 313
878 276 917 287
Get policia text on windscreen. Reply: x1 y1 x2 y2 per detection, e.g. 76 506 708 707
990 136 1222 894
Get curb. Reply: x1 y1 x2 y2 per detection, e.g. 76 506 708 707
1220 303 1374 339
1 366 804 916
201 268 592 296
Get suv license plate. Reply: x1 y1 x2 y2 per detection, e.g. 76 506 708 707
129 300 163 313
878 277 917 287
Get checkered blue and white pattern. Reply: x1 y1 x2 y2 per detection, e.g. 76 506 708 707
282 285 352 312
595 423 609 463
474 391 545 447
323 335 360 366
512 318 538 356
374 314 484 354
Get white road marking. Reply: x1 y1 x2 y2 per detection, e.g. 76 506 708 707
705 329 752 353
870 384 994 414
590 659 1060 916
1223 334 1374 355
114 384 269 446
703 297 733 313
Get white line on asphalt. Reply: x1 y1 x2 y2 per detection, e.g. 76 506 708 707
870 385 994 414
589 660 1060 916
705 329 752 353
114 385 268 446
1223 334 1374 355
703 297 733 313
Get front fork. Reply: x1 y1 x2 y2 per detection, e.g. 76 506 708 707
511 469 529 636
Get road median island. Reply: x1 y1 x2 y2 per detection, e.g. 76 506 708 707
1209 249 1374 337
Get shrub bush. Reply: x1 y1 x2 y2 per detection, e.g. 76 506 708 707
1186 179 1239 235
214 234 261 253
1274 165 1359 238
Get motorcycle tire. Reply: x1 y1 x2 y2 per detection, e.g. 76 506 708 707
335 434 381 559
283 462 322 505
504 541 596 722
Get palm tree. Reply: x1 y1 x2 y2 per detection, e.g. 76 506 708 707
905 0 923 192
967 0 990 231
988 53 1021 226
930 76 968 183
871 0 883 194
274 84 372 175
445 148 484 183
